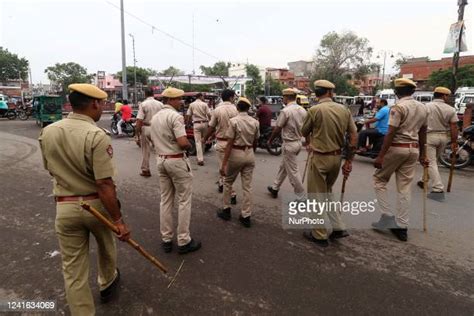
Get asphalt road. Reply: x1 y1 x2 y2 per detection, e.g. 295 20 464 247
0 116 473 315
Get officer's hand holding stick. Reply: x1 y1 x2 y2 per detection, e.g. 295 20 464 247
80 202 168 274
220 138 235 177
302 140 313 183
447 134 458 193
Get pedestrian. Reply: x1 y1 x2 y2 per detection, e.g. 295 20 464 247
186 93 211 166
217 97 260 227
150 87 201 254
416 87 458 201
356 98 390 152
267 88 307 200
203 89 238 204
39 83 131 315
117 100 132 136
372 78 429 242
136 88 164 177
256 96 273 135
301 80 357 247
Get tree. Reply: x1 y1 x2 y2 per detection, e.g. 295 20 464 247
44 62 92 96
159 66 184 76
267 77 286 95
116 66 152 86
393 54 414 73
428 65 474 89
0 47 29 81
245 64 263 101
200 61 231 76
312 31 373 95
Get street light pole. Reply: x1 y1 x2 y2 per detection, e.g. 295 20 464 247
377 50 394 90
129 33 137 106
452 0 468 94
120 0 128 100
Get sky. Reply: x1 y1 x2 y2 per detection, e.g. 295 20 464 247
1 0 473 84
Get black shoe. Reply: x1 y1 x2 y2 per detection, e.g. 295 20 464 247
239 215 251 228
218 184 224 193
329 230 349 240
100 269 120 303
217 207 231 221
390 228 408 242
230 195 237 205
427 191 445 202
417 181 424 189
372 214 397 230
178 239 202 254
303 231 329 248
162 241 172 253
267 186 278 198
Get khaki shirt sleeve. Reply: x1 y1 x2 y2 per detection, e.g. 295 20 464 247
449 108 458 123
388 105 403 127
301 110 313 137
92 132 116 180
172 114 187 139
255 121 260 141
38 130 48 170
347 113 357 134
276 110 288 128
225 119 236 139
186 104 193 116
136 103 145 120
209 111 218 128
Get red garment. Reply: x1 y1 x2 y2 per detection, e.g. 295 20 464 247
120 105 132 121
256 105 272 128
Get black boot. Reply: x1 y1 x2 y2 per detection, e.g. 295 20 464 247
162 241 172 253
390 228 408 242
230 194 237 205
100 269 120 303
239 215 251 228
178 239 202 254
267 186 278 198
303 231 329 248
217 207 231 221
329 230 349 240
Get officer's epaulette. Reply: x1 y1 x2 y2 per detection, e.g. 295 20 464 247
100 127 112 136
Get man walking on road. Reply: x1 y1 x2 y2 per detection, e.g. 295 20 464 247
267 88 307 200
301 80 357 248
39 83 131 315
372 78 429 242
136 88 164 177
186 93 211 166
150 87 201 254
416 87 458 201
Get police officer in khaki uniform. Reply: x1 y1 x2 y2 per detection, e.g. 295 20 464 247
203 89 238 203
136 88 164 177
186 93 211 166
39 84 131 316
217 97 260 227
301 80 357 247
372 78 429 242
416 87 458 201
267 88 307 200
150 87 201 254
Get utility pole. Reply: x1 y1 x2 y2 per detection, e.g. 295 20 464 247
192 13 195 75
129 33 137 106
120 0 128 100
377 51 393 90
452 0 468 94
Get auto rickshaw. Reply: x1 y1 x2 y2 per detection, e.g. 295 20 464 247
32 95 63 127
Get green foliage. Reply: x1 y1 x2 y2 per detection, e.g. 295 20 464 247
116 66 152 86
267 77 286 95
44 62 92 96
199 61 230 76
245 64 264 101
159 66 184 76
428 65 474 89
0 47 29 81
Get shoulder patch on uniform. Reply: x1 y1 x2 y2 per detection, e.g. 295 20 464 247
106 144 113 158
100 127 111 136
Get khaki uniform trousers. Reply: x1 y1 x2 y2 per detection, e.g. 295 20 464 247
55 198 117 316
216 140 235 196
193 122 208 163
373 146 419 228
140 126 153 173
272 141 305 198
307 154 346 240
223 148 255 217
419 133 449 192
157 157 193 246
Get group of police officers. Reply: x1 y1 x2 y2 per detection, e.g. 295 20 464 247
39 78 458 315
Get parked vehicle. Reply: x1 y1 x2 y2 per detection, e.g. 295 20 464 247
0 94 16 120
454 87 474 106
296 95 310 109
439 125 474 169
110 114 136 137
32 95 63 127
456 95 474 114
255 127 282 156
185 122 214 156
414 91 434 103
375 89 397 106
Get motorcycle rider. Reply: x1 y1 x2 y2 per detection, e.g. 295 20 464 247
356 98 390 153
256 96 273 135
117 100 132 137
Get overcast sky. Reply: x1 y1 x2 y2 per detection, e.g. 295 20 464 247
1 0 473 83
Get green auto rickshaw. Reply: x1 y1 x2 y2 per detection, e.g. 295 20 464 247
33 95 63 127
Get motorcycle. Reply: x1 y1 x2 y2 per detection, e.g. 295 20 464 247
111 113 136 137
256 126 282 156
439 125 473 169
185 122 214 156
0 108 17 120
16 104 34 121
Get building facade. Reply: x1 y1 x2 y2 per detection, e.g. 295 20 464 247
287 60 314 77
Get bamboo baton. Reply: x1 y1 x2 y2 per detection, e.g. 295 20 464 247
80 202 168 274
302 151 311 183
422 144 429 233
447 144 456 192
340 175 348 203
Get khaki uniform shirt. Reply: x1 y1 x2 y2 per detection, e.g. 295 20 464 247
38 113 116 196
187 99 211 122
225 112 260 146
276 101 307 142
389 96 429 143
208 101 238 138
150 104 187 155
426 99 458 133
301 97 357 152
136 97 164 125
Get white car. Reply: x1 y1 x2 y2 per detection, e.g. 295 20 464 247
456 95 474 114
